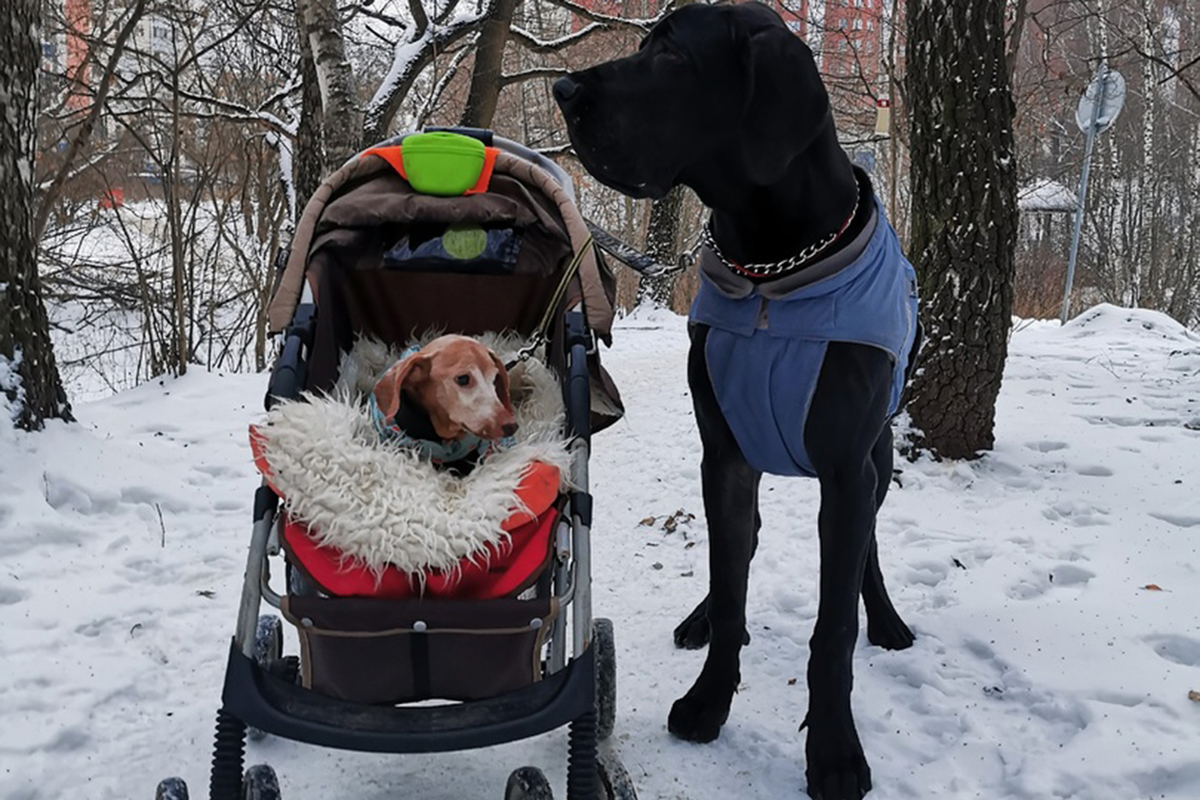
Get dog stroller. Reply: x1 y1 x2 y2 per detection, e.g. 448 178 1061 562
156 129 635 800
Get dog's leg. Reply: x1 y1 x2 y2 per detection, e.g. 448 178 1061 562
861 426 915 651
668 325 762 743
673 507 758 650
802 342 892 800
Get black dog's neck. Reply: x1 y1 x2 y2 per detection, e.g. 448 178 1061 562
685 119 866 270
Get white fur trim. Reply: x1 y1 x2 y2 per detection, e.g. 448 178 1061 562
256 334 570 579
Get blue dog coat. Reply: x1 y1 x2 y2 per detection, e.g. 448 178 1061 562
689 197 919 478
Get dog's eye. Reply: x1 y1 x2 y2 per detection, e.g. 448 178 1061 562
455 374 471 387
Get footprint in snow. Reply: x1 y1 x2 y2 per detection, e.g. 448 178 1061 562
0 583 30 606
1042 500 1110 527
1145 634 1200 667
1007 563 1094 599
1026 440 1069 453
1149 512 1200 529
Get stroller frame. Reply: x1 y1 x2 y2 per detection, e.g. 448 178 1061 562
160 132 630 800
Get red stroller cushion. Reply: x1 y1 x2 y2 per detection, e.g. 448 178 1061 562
280 506 557 600
251 425 561 599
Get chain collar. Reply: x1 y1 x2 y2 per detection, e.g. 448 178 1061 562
701 192 860 279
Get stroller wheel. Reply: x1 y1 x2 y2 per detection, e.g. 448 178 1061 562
268 655 301 684
253 615 284 666
154 777 189 800
596 751 638 800
243 764 281 800
505 766 554 800
593 618 616 741
249 617 284 741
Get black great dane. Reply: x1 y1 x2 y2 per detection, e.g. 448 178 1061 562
554 5 922 799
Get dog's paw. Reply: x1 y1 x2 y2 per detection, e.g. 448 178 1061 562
805 763 871 800
667 688 732 743
866 612 915 651
673 598 751 650
673 607 711 650
804 719 872 800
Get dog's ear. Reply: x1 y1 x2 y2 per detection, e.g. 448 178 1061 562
489 350 514 414
740 21 831 185
373 354 429 421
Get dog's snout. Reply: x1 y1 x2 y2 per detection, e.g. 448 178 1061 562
553 76 581 107
501 422 518 438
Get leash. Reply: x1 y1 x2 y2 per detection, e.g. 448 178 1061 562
504 234 594 371
584 218 693 278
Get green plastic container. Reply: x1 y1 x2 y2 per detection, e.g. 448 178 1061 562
401 132 487 196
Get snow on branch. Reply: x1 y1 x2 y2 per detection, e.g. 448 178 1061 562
501 67 571 87
509 22 603 53
542 0 670 33
169 88 297 138
415 40 476 127
362 2 487 143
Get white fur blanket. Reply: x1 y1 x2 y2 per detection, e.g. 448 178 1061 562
254 334 570 579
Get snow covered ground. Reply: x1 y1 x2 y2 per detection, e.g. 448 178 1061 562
2 304 1199 800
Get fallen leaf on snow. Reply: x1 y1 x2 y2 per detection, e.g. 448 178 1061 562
1143 584 1164 591
1188 690 1200 702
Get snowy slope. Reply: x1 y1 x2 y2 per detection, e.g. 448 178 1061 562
2 304 1199 800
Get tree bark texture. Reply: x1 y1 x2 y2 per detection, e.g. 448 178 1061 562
460 0 520 129
298 0 362 173
638 185 685 307
293 1 325 210
632 0 695 309
1 0 73 429
905 0 1018 459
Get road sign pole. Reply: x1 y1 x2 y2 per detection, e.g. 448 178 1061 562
1061 64 1108 325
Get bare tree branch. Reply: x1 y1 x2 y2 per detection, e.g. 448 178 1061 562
34 0 148 240
540 0 668 33
501 67 571 86
509 22 603 53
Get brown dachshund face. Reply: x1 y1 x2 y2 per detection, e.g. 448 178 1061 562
373 335 517 442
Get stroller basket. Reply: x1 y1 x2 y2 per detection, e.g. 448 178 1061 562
282 594 558 705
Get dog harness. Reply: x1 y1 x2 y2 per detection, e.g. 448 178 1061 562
367 345 515 465
689 195 919 478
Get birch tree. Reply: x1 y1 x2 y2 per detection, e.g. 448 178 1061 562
1 0 73 429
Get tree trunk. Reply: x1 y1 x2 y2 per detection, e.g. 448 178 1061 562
905 0 1018 459
293 0 325 211
0 0 73 429
637 185 685 308
632 0 696 309
460 0 520 128
165 59 190 376
297 0 362 172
